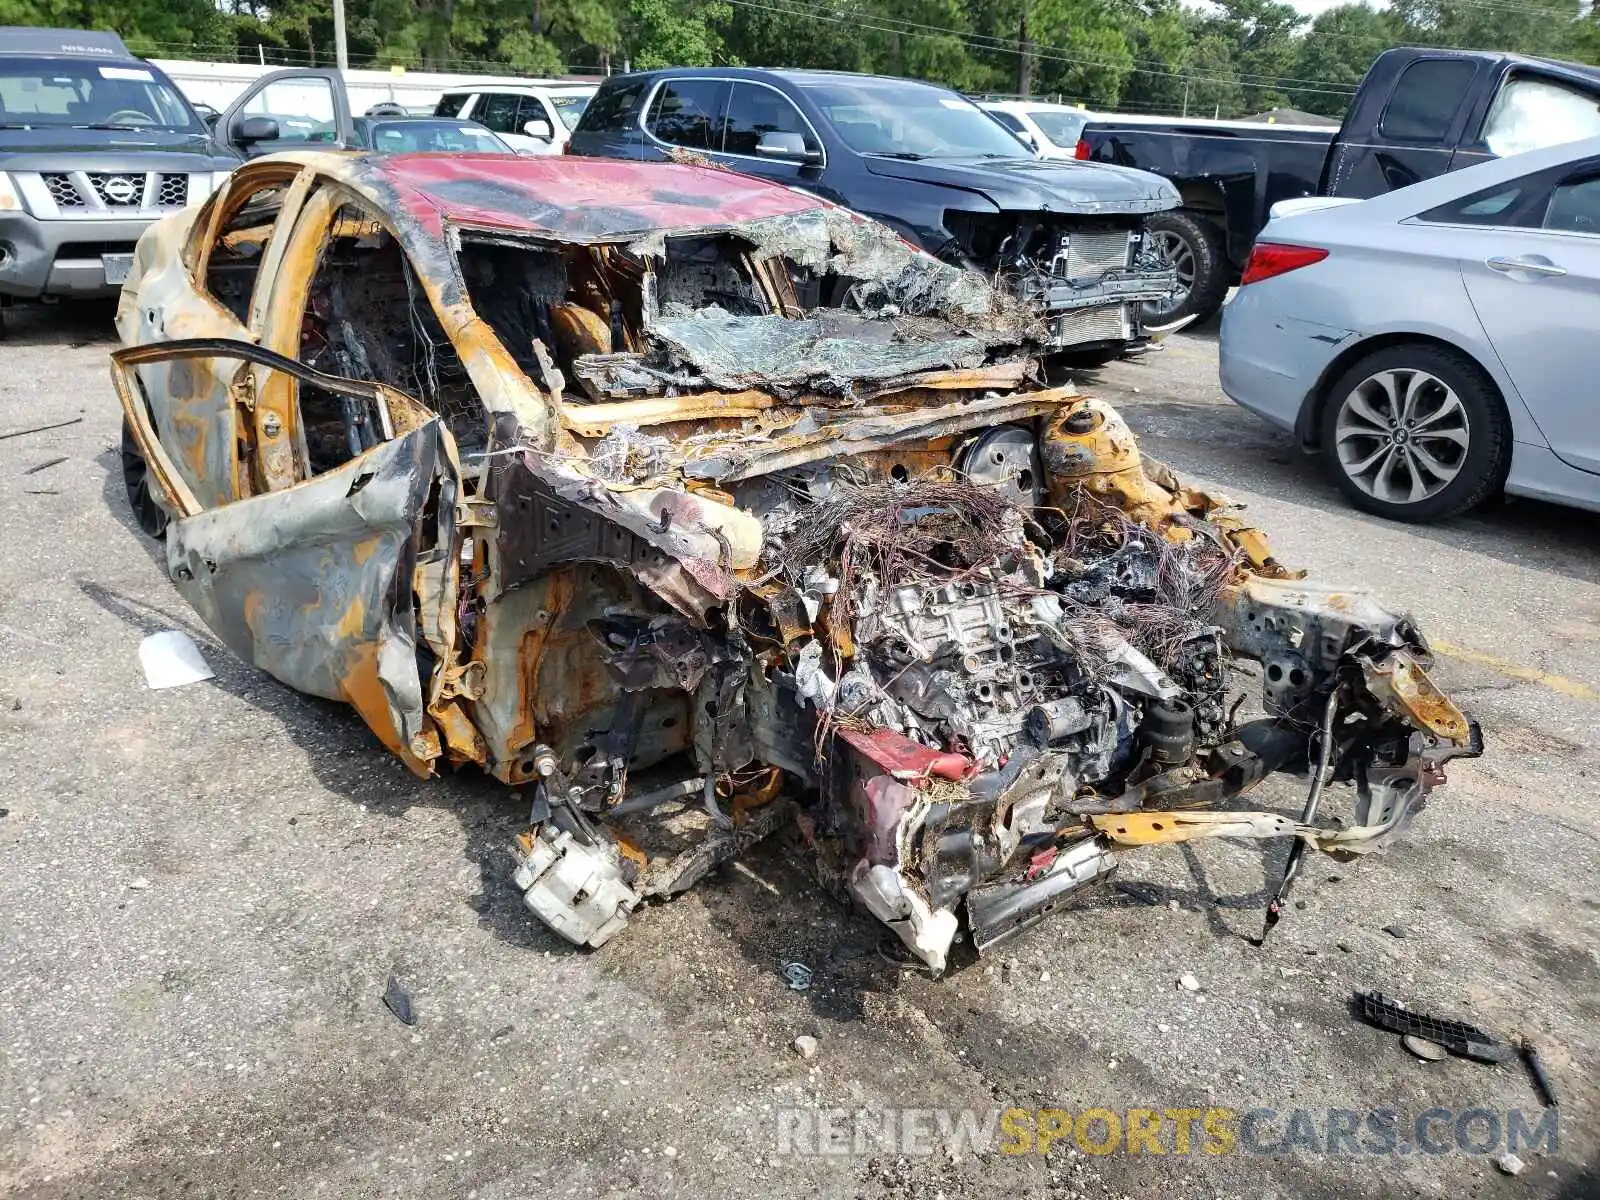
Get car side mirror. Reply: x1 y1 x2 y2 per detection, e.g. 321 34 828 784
523 117 554 141
756 131 820 163
1015 129 1038 149
235 116 280 145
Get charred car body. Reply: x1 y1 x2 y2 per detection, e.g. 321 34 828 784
114 152 1479 971
567 69 1182 360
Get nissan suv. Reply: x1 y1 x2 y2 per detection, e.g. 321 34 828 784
0 27 239 302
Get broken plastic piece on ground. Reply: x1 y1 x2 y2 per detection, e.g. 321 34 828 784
1355 991 1510 1063
382 973 416 1026
782 962 813 991
138 630 215 690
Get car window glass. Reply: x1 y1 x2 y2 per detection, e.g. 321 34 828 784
434 92 471 118
647 80 726 150
1481 75 1600 157
1379 59 1476 143
988 110 1024 131
1543 174 1600 233
369 121 509 153
476 93 521 134
722 83 815 156
203 183 288 322
238 77 338 145
0 56 198 130
577 79 647 133
549 92 591 130
804 80 1030 158
1028 110 1087 147
516 95 553 133
1418 181 1528 225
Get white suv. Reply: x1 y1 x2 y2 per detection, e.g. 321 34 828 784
980 100 1093 160
433 85 597 155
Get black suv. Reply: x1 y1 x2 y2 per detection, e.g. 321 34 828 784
568 68 1181 357
0 28 241 302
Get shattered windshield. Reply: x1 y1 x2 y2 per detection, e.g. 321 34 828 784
802 79 1032 160
0 57 200 130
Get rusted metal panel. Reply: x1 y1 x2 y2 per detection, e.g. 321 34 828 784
166 418 457 777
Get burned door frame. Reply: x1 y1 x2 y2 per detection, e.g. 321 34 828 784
118 160 323 510
112 339 464 777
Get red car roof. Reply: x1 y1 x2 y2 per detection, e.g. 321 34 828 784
369 153 823 240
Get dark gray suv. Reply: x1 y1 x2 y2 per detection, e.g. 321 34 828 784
0 27 238 301
568 67 1182 359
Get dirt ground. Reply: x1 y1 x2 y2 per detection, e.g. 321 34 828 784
1 302 1595 1199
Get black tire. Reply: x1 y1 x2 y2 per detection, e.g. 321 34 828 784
1141 210 1228 325
1318 343 1510 523
121 417 169 539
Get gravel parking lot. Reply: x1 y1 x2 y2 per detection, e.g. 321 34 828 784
1 303 1595 1200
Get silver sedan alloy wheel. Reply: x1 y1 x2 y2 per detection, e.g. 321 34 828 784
1333 368 1471 505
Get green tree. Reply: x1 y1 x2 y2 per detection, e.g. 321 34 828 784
1289 4 1394 117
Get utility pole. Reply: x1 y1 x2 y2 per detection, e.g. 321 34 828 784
332 0 349 71
1015 1 1032 98
1181 76 1190 118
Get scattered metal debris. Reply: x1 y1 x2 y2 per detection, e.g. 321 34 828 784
137 631 215 690
781 962 814 992
0 415 81 441
1521 1037 1559 1107
22 456 67 475
382 973 416 1026
111 152 1482 972
1356 991 1510 1064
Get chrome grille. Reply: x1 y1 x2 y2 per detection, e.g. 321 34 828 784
42 173 85 207
156 174 188 207
88 173 145 207
1060 230 1133 279
1047 303 1132 349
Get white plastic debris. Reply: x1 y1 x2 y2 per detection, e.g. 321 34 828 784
1177 973 1201 992
139 630 214 690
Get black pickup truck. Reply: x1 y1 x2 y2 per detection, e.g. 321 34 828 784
1077 46 1600 322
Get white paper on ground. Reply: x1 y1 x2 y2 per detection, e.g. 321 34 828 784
139 630 215 690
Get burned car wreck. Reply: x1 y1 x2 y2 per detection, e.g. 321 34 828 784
114 152 1480 972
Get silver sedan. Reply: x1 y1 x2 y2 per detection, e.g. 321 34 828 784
1220 136 1600 522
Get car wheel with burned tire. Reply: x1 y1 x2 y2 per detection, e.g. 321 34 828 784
1319 343 1511 523
120 416 169 539
1141 210 1228 325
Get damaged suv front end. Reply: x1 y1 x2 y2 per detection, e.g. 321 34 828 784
113 153 1479 973
566 69 1182 358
